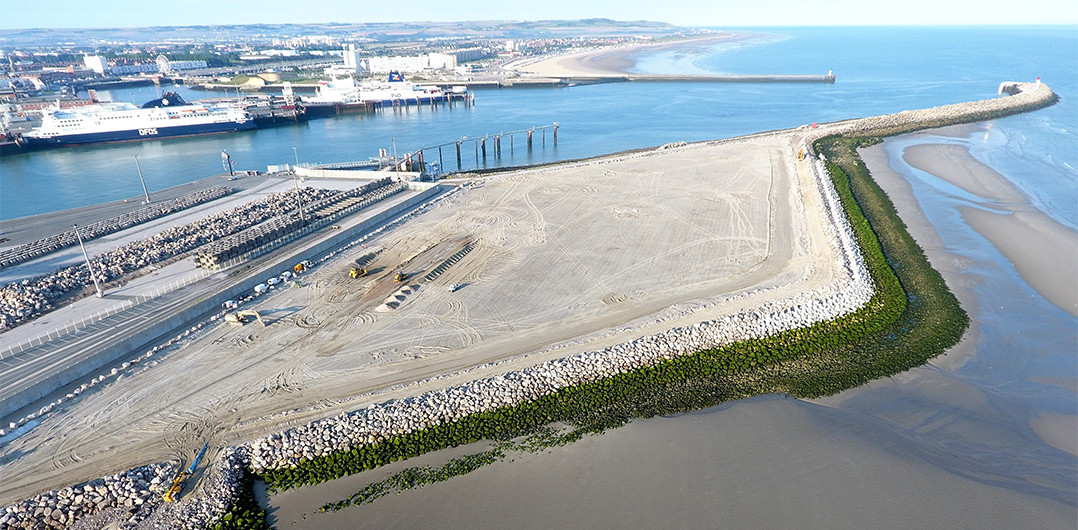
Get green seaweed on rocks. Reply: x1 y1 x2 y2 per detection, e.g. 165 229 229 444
254 133 969 502
206 469 269 530
320 425 599 512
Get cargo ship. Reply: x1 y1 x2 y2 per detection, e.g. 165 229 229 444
20 93 255 148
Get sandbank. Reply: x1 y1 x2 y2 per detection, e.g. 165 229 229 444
903 143 1026 204
1029 412 1078 456
902 142 1078 317
961 206 1078 316
521 35 738 77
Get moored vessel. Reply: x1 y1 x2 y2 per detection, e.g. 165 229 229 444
21 93 255 147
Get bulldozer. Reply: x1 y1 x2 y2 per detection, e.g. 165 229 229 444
225 310 266 326
349 267 368 279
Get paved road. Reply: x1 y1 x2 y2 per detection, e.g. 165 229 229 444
0 272 229 418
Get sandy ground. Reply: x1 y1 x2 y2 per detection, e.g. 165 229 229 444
517 35 737 77
902 143 1078 316
0 132 839 505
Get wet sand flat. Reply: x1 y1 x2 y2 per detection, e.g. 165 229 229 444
271 396 1074 529
903 142 1078 316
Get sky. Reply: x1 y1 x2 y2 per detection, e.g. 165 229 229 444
2 0 1077 29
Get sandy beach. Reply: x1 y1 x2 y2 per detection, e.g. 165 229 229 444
518 34 739 77
902 142 1078 316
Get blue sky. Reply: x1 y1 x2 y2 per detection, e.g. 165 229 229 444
3 0 1077 29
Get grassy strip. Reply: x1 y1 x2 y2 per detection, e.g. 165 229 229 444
250 134 968 499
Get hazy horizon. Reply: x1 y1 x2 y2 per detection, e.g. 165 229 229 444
3 0 1077 30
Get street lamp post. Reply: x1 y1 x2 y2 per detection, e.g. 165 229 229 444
291 146 299 167
391 138 398 175
134 155 151 204
73 224 104 298
293 173 306 221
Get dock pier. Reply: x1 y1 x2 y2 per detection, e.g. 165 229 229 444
463 71 836 88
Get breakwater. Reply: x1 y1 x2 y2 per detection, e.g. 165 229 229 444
0 81 1056 529
459 72 836 88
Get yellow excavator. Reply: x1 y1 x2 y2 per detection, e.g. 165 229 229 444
164 442 209 502
225 310 265 326
349 267 367 279
394 271 407 283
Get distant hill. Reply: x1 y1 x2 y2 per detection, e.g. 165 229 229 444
0 19 710 48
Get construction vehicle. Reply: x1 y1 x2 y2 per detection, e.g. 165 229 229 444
225 310 266 326
293 260 314 273
349 267 367 279
164 442 209 502
394 271 407 283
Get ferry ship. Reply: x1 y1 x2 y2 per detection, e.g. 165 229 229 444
358 71 449 105
20 93 255 147
303 72 457 111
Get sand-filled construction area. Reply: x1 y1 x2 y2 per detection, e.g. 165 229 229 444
0 133 838 505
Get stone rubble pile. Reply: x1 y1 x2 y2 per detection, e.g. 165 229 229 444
0 186 339 331
0 463 171 529
0 187 235 269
